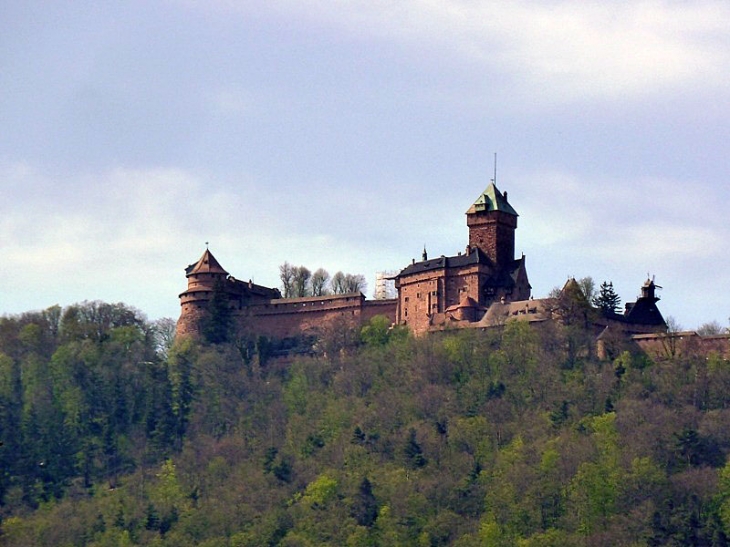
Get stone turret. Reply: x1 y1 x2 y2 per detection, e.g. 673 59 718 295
176 249 229 338
176 249 286 340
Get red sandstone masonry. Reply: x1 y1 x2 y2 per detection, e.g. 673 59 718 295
178 184 526 340
245 294 396 340
176 251 397 341
467 210 517 268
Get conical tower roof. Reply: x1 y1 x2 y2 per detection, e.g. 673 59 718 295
466 182 518 216
186 248 228 276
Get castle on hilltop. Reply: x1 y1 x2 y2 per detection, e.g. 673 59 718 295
176 182 668 343
394 183 530 333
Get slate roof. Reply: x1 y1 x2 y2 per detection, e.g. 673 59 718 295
396 247 493 277
623 298 666 326
227 277 282 299
396 247 526 290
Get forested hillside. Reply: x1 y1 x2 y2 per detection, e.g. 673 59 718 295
2 303 730 546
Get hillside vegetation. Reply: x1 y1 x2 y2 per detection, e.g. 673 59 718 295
2 303 730 546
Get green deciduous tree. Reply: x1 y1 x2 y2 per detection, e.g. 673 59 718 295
331 272 367 294
280 262 295 298
577 277 597 302
292 266 312 298
302 473 338 509
567 413 622 536
311 268 330 297
360 315 408 348
4 298 730 546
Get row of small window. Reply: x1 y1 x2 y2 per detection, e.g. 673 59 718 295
405 290 439 301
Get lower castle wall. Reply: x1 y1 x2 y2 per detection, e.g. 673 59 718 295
632 332 730 360
362 299 398 323
177 294 397 342
249 301 362 339
247 296 397 340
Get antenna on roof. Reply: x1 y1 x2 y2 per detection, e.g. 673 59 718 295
205 241 209 249
493 152 497 186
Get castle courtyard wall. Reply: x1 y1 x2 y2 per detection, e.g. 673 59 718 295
238 294 397 340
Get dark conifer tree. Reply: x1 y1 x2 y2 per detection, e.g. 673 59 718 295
593 281 621 316
352 477 378 527
202 279 233 344
403 428 427 469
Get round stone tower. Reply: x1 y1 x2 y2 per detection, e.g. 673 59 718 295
176 248 229 338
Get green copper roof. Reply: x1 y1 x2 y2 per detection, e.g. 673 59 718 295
466 183 518 216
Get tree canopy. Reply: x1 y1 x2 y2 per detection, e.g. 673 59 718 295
279 263 367 297
2 301 730 546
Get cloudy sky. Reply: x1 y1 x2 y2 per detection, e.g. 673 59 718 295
2 1 729 330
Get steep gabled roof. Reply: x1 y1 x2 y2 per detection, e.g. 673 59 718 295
621 279 665 327
624 298 666 326
466 182 518 216
185 248 229 276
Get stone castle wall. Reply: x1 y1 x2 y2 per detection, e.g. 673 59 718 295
244 294 396 340
632 332 730 360
176 271 397 342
